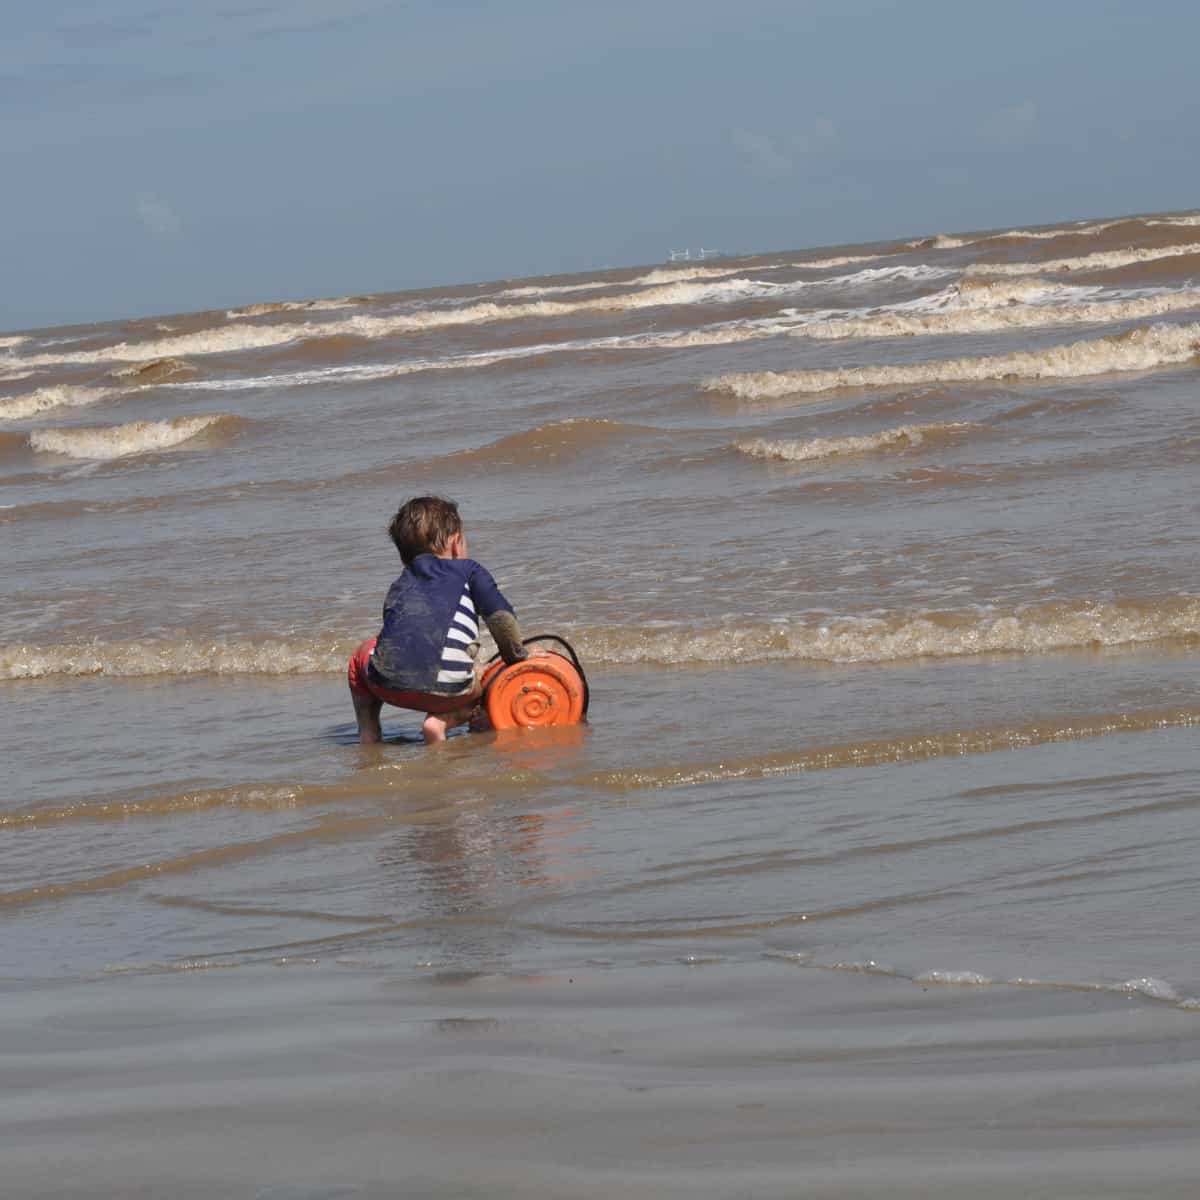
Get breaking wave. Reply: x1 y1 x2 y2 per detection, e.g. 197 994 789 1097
2 636 352 680
169 316 810 392
172 285 1200 395
967 242 1200 277
575 599 1200 666
909 234 968 249
793 253 883 269
109 357 196 383
793 287 1200 342
7 598 1200 679
7 323 317 369
939 277 1094 306
734 422 969 463
28 414 236 460
6 266 954 371
225 297 362 317
806 264 950 289
0 384 115 421
493 280 623 298
367 258 887 302
705 321 1200 399
909 220 1123 251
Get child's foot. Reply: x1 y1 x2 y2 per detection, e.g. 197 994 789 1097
422 715 449 743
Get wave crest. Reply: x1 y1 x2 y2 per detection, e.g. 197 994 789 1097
109 357 196 383
3 636 350 680
6 266 953 371
225 297 361 317
967 242 1200 277
28 415 236 460
735 423 968 462
7 598 1200 679
0 384 115 421
705 321 1200 399
908 219 1123 251
795 288 1200 342
577 600 1200 666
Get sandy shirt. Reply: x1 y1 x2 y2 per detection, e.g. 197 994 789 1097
367 555 515 695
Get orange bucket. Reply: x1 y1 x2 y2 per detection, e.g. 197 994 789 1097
480 651 588 730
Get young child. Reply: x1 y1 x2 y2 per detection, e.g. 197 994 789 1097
348 496 530 744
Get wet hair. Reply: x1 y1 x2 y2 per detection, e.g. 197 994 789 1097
388 495 463 565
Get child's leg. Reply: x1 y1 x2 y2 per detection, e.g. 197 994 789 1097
348 640 385 744
353 690 384 744
421 700 479 744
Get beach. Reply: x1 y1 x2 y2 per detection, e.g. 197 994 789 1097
4 209 1200 1195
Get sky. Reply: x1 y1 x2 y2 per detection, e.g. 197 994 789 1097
5 0 1199 331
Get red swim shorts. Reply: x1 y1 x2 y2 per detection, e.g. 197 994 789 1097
347 638 480 714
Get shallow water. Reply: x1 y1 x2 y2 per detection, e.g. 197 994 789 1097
4 208 1200 1195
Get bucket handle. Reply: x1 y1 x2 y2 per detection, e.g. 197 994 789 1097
483 633 590 717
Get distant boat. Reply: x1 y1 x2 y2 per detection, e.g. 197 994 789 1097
667 247 725 262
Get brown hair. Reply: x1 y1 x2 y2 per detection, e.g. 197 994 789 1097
388 496 463 565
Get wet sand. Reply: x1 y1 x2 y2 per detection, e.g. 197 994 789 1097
7 963 1200 1199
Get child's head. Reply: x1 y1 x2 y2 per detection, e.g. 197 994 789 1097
388 495 464 565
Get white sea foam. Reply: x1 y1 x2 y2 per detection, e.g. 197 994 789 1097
225 297 360 318
706 320 1200 399
909 220 1123 250
6 265 955 371
0 384 115 421
735 423 968 463
28 415 232 460
0 335 28 350
828 960 894 975
498 257 885 297
1 636 349 680
986 220 1123 241
1147 214 1200 227
966 241 1200 277
914 970 992 986
909 234 968 249
905 277 1102 309
792 253 883 269
169 317 799 392
817 264 951 288
7 323 315 370
1112 977 1181 1002
794 287 1200 342
627 265 744 285
573 597 1200 667
170 285 1200 394
493 280 620 298
7 598 1200 679
986 229 1068 241
636 254 882 279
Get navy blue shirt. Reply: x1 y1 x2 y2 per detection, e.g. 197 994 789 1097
368 556 515 695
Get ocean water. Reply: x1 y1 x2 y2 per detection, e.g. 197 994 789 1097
4 210 1200 1197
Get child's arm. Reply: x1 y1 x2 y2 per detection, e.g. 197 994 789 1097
485 610 529 665
469 563 529 665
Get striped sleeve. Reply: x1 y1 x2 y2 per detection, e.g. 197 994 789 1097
436 582 480 687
